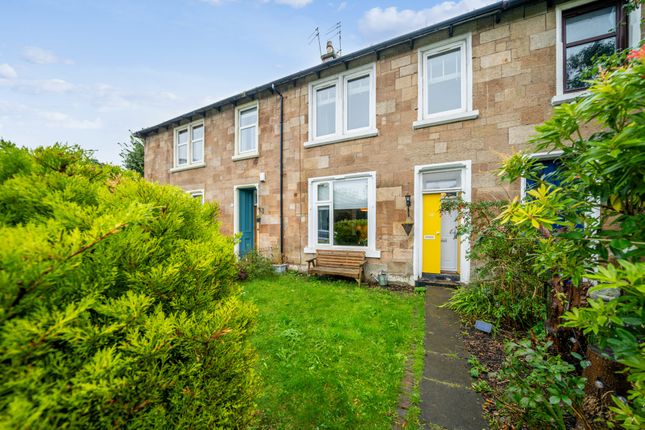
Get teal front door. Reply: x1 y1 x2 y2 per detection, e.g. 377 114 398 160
238 188 256 257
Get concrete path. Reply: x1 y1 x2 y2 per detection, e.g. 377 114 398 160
420 287 488 430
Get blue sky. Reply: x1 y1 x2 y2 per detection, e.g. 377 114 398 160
0 0 494 164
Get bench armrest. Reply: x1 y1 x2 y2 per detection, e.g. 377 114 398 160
306 256 317 269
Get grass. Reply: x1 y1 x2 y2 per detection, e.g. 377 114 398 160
242 272 425 429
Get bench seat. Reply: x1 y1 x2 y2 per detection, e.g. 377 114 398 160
307 250 366 286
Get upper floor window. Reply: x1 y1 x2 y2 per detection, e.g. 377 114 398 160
306 64 377 147
414 33 478 129
554 0 639 103
234 102 259 159
174 121 204 168
562 1 626 92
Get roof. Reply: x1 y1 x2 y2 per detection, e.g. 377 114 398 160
134 0 531 138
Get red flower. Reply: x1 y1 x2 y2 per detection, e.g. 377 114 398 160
627 45 645 61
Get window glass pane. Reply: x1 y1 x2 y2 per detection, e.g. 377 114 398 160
316 85 336 137
426 49 462 115
422 170 461 191
347 75 370 130
240 107 257 128
565 6 616 43
317 206 330 244
565 38 615 90
240 126 256 153
317 183 329 201
178 129 188 145
192 124 203 141
333 179 368 247
192 139 203 163
177 143 187 165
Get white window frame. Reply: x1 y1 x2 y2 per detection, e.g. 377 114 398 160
305 63 378 148
414 33 478 129
304 171 380 258
233 101 259 160
171 120 205 172
552 0 642 105
188 189 205 204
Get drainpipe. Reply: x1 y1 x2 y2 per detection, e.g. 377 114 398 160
271 84 285 263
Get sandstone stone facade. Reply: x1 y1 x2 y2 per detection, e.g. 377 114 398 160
142 1 642 284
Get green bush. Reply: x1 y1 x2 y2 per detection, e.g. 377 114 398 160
443 200 547 329
237 250 276 281
0 142 257 428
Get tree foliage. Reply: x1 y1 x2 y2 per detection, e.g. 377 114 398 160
0 142 257 428
498 45 645 428
119 134 144 176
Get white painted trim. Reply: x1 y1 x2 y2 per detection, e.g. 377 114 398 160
307 63 377 146
413 160 472 283
234 101 259 158
172 119 204 170
188 189 205 204
412 110 479 129
169 162 206 173
520 150 564 199
233 183 259 257
417 33 473 123
304 129 378 148
555 0 641 97
551 91 588 106
306 171 380 258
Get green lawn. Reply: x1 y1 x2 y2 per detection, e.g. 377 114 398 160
242 273 425 429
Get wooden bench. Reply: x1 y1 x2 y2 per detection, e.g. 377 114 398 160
307 250 367 286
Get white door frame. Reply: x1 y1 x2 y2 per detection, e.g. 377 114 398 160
233 183 259 256
413 160 472 283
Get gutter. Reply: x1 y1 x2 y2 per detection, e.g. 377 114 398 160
134 0 532 138
271 84 285 263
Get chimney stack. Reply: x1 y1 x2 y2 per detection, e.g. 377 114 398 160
321 40 337 62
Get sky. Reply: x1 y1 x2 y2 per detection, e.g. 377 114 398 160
0 0 496 165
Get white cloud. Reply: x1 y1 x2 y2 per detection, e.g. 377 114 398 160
359 1 496 39
37 110 102 130
0 64 17 79
275 0 312 8
0 101 102 131
22 46 72 65
337 1 347 11
1 78 76 94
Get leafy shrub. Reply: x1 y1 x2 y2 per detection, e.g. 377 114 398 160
333 219 367 246
0 142 257 428
237 250 276 281
443 200 547 329
495 335 587 430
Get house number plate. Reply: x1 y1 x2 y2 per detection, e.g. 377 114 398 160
423 235 436 240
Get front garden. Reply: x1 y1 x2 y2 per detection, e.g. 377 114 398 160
243 273 424 429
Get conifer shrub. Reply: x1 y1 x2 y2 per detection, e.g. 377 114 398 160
0 142 257 428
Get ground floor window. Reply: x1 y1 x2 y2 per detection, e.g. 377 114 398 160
308 172 376 253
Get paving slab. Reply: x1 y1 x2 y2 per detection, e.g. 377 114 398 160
420 287 488 430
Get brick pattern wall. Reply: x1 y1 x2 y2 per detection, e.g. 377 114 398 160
143 2 586 282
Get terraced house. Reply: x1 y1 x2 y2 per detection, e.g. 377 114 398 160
137 0 643 285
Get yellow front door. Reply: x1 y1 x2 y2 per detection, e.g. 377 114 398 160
422 193 441 274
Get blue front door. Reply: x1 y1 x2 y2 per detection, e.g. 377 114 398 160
238 188 255 257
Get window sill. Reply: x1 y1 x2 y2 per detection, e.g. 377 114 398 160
170 162 206 173
304 129 379 149
413 110 479 129
304 246 381 259
551 91 588 106
232 152 259 161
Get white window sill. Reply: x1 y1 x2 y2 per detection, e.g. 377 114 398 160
304 129 379 149
413 110 479 130
551 91 588 106
170 162 206 173
304 246 381 259
232 152 259 161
